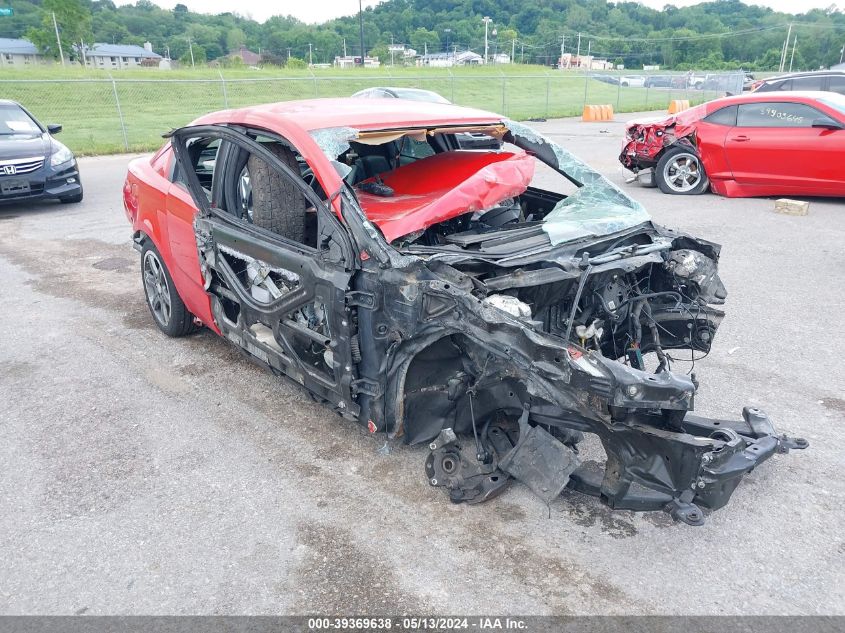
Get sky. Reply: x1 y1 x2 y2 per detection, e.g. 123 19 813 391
126 0 839 24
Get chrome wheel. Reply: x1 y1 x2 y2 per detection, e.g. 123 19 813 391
143 250 171 327
238 165 253 223
662 152 703 193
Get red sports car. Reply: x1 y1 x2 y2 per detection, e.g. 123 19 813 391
123 98 806 524
620 91 845 197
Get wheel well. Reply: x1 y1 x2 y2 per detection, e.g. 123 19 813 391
394 334 527 445
655 136 699 164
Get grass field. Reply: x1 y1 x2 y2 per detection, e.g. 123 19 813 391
0 65 723 154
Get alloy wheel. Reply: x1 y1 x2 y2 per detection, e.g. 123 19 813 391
662 152 703 193
143 250 172 327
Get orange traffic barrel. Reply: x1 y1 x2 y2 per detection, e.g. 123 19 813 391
668 99 690 114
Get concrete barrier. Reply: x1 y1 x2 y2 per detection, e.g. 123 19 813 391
582 104 614 122
668 99 691 114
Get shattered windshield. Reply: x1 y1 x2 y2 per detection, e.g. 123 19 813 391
503 119 650 244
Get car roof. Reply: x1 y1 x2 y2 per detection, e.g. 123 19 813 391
761 70 845 82
192 97 503 132
371 87 440 95
708 90 844 107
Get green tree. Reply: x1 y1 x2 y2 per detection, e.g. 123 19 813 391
179 44 206 65
26 0 93 63
410 27 440 54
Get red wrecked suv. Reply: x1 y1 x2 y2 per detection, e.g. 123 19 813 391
124 98 806 525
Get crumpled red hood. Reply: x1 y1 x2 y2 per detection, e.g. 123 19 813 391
356 149 535 242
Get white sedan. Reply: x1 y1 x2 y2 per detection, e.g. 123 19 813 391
619 75 646 88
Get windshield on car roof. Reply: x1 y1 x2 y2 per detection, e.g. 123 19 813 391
0 104 41 136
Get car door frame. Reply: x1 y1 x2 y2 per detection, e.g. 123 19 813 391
169 123 362 418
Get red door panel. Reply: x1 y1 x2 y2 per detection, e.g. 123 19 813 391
165 183 214 326
725 127 845 191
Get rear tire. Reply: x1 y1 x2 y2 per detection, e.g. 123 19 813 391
247 144 308 242
141 242 198 337
655 146 709 195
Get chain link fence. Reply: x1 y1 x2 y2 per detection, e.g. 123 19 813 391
0 70 745 155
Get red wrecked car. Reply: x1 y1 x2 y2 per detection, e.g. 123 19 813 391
124 98 806 525
620 91 845 197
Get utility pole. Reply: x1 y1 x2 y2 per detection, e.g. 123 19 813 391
287 47 291 61
576 32 581 61
187 36 195 67
51 12 65 66
308 42 313 66
520 41 524 64
390 34 394 66
511 38 515 64
789 34 797 72
560 34 565 68
482 16 491 64
343 38 347 58
358 0 365 66
780 23 792 73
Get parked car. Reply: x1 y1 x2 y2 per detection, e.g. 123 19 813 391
687 73 706 89
351 86 452 104
618 75 645 88
620 91 845 196
751 70 845 96
742 72 756 91
590 73 619 86
0 100 82 204
644 75 685 89
351 86 499 150
124 97 806 524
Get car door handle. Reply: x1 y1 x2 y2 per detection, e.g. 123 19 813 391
730 135 750 142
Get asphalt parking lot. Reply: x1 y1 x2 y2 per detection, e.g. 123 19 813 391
0 112 843 616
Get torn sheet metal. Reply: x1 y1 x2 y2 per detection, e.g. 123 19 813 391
504 119 650 245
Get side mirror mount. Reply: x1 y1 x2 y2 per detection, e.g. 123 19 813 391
47 124 62 134
811 119 843 130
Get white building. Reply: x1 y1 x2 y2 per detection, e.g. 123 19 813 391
419 50 483 67
84 42 161 70
0 38 45 68
333 55 380 68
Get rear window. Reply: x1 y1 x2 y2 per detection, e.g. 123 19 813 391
792 76 825 91
703 105 737 126
827 76 845 95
